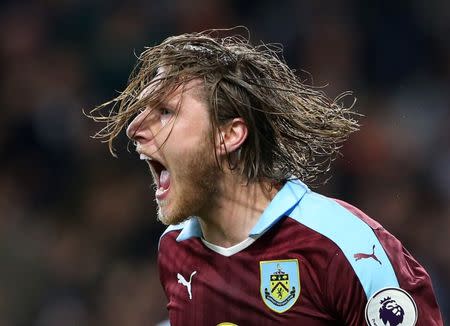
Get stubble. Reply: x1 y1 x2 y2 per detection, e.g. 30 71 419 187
157 136 220 226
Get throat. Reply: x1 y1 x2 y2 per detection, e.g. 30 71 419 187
198 213 258 248
197 182 278 248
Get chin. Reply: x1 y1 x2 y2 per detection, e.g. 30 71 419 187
157 205 190 226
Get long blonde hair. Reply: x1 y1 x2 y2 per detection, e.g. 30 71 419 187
88 30 360 186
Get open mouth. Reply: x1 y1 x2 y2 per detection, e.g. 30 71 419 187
140 153 171 199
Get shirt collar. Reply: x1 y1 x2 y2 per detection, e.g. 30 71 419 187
177 216 202 241
249 179 309 237
176 179 309 242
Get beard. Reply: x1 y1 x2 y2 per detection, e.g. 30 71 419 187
156 138 220 226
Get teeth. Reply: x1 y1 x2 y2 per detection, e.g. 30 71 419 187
140 153 152 161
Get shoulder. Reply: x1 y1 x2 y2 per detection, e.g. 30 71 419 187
288 191 443 324
288 191 400 299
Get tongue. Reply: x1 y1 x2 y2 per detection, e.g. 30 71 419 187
159 170 170 190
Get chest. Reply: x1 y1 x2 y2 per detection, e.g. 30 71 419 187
159 237 338 326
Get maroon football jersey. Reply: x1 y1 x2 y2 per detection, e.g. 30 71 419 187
158 180 443 325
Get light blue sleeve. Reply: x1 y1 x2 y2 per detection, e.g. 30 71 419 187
289 191 399 299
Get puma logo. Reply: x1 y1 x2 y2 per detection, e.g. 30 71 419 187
354 244 382 265
177 271 197 300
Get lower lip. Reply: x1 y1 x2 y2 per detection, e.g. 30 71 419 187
155 185 170 201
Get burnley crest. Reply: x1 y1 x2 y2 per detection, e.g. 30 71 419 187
260 259 300 313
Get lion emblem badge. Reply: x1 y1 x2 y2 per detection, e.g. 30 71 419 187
259 259 300 313
366 287 418 326
379 296 405 326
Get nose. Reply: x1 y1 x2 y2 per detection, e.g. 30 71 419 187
126 109 152 142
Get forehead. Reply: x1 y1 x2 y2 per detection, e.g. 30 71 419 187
137 67 205 104
137 66 166 100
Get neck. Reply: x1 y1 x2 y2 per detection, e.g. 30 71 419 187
197 173 278 248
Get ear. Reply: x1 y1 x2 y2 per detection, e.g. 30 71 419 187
216 118 248 156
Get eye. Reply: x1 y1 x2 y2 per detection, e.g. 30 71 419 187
160 108 172 116
159 107 173 126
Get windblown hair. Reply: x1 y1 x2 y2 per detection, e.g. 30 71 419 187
88 29 360 186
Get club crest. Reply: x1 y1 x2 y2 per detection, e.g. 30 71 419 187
259 259 300 313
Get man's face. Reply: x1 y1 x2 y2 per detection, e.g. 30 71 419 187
126 78 219 225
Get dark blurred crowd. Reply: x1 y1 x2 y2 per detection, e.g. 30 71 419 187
0 0 448 325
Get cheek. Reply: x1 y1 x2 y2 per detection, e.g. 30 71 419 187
168 124 212 150
153 125 172 145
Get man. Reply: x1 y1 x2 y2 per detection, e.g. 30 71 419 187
89 31 443 325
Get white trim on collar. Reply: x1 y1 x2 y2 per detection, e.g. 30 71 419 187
201 236 257 257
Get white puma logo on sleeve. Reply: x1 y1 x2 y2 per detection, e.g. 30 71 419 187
177 271 197 300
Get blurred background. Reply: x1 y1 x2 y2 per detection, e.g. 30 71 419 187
0 0 448 325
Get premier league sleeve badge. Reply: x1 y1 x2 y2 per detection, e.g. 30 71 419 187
365 287 418 326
